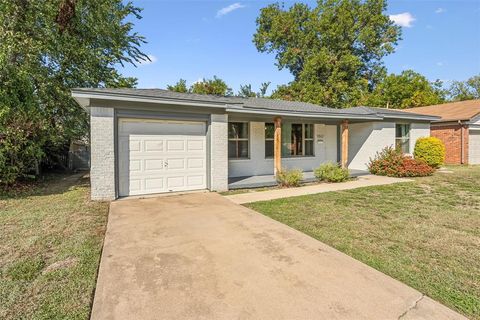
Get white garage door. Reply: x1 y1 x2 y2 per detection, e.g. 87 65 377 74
118 118 207 196
469 130 480 164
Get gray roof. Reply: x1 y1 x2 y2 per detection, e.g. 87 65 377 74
72 88 439 121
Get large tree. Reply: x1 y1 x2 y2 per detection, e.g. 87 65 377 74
448 74 480 101
0 0 146 183
253 0 400 108
366 70 446 109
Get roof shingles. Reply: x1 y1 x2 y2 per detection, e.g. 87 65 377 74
72 88 438 121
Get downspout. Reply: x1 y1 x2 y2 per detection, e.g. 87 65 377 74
459 120 464 164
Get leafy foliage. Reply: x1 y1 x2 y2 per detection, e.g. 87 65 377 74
166 79 188 93
366 70 446 109
0 0 146 184
237 82 271 98
253 0 400 107
414 137 445 168
276 168 303 187
448 74 480 101
190 76 233 96
314 162 349 182
167 78 271 98
368 146 434 177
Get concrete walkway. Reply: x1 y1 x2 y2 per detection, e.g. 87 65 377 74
225 174 411 204
91 193 465 320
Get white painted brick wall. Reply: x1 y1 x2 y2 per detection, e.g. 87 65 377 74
348 122 396 170
90 107 116 200
410 122 431 153
210 114 228 191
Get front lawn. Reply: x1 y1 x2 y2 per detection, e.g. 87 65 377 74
0 174 109 319
247 166 480 319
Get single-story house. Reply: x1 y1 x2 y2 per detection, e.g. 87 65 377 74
404 100 480 165
72 88 438 200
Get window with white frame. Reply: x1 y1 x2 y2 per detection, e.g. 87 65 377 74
395 124 410 154
265 123 314 157
228 122 249 159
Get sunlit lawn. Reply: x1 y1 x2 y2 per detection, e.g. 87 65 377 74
247 166 480 319
0 174 109 319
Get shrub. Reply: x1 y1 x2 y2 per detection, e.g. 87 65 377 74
276 168 303 187
314 162 349 182
414 137 445 168
368 146 434 177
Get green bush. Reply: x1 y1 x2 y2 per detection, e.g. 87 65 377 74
368 146 434 177
276 168 303 187
414 137 445 168
314 162 349 182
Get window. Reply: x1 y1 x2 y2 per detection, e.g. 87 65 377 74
228 122 249 159
265 123 274 158
265 123 314 158
395 124 410 154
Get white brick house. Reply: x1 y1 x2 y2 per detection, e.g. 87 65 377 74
72 88 438 200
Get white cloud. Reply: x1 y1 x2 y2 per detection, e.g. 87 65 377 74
435 8 446 14
216 3 245 18
436 61 444 67
389 12 416 28
139 54 157 65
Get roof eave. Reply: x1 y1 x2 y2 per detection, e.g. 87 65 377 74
226 107 383 120
71 89 231 109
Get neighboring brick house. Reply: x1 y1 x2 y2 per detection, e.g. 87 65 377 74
404 100 480 165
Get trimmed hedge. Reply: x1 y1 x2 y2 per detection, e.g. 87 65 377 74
276 168 303 187
368 146 434 177
414 137 446 168
314 162 349 182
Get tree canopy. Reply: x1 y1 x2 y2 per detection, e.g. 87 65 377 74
253 0 401 108
366 70 446 109
448 74 480 101
0 0 146 183
167 77 271 98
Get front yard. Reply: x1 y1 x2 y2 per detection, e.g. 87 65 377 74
0 174 109 319
247 166 480 319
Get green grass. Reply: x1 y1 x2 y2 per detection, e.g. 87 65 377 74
247 166 480 319
0 174 109 319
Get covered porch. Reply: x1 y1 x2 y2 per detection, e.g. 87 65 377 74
228 169 369 189
227 114 358 190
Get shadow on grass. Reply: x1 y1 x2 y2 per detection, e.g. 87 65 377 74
0 172 90 200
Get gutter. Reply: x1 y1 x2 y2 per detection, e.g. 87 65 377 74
225 106 384 120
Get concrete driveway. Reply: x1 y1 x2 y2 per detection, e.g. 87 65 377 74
91 193 465 320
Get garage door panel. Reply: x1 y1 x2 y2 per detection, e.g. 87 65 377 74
144 140 163 152
166 158 185 170
187 140 204 151
145 177 164 190
144 159 164 171
187 158 204 169
118 118 207 196
469 130 480 164
187 175 204 186
166 176 185 189
166 140 185 152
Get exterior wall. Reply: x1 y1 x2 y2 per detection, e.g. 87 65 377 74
409 122 430 153
210 114 229 191
90 107 116 200
348 122 396 170
431 124 469 164
228 122 337 177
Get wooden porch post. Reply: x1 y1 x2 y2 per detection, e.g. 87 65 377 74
274 117 282 175
341 120 349 169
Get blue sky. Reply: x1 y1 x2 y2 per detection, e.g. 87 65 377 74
119 0 480 94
